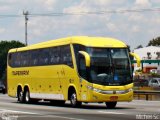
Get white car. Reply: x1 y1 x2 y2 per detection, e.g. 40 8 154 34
148 78 160 87
150 69 157 74
0 81 5 94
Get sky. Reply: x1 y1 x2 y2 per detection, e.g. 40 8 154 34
0 0 160 50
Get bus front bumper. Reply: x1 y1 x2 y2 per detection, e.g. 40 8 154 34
87 88 133 102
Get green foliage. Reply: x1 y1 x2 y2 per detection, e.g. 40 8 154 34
150 73 160 77
0 40 25 80
135 45 143 49
148 37 160 46
136 69 142 72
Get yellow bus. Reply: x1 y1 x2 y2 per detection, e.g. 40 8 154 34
7 36 140 108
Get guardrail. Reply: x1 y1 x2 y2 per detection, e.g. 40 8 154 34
134 90 160 101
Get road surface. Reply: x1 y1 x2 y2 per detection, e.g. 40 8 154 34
0 94 159 120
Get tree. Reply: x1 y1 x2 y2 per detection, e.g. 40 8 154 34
135 45 143 49
0 40 25 80
147 37 160 46
127 45 131 52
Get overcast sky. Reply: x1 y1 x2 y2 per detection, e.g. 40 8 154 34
0 0 160 50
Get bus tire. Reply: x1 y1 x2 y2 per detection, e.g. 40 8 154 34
24 89 31 103
105 102 117 109
17 89 24 103
24 89 39 104
70 91 81 107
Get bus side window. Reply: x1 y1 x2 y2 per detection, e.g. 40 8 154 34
61 45 73 68
21 51 28 67
78 55 87 79
50 47 60 65
15 53 21 67
11 53 17 67
39 48 49 65
31 50 39 66
8 53 12 66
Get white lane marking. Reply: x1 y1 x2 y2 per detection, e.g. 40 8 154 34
98 111 126 115
0 109 39 115
0 109 85 120
19 115 86 120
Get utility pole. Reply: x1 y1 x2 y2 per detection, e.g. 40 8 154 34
23 11 29 46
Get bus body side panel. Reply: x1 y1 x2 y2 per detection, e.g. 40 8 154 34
28 65 63 100
61 65 78 100
7 66 16 97
8 65 65 100
80 79 92 102
66 44 81 101
7 66 26 98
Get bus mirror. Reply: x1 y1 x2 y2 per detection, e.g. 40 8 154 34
130 52 141 67
78 51 91 67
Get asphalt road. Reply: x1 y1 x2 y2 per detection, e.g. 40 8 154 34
0 94 160 120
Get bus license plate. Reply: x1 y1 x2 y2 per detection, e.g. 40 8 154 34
110 96 118 101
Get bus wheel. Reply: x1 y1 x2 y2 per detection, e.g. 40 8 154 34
24 89 31 103
17 90 24 103
24 89 38 104
105 102 117 109
70 92 81 107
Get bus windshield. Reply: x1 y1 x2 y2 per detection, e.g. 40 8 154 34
89 48 132 85
73 45 132 86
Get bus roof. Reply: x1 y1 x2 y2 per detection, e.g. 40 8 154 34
9 36 127 52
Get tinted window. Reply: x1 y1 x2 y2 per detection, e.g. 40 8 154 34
73 44 87 79
30 50 39 66
49 47 60 65
8 45 73 68
38 49 49 65
61 45 73 67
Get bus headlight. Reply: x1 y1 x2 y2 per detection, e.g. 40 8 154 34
87 85 93 90
93 88 102 93
116 88 133 94
126 88 133 93
87 86 102 92
87 85 133 94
